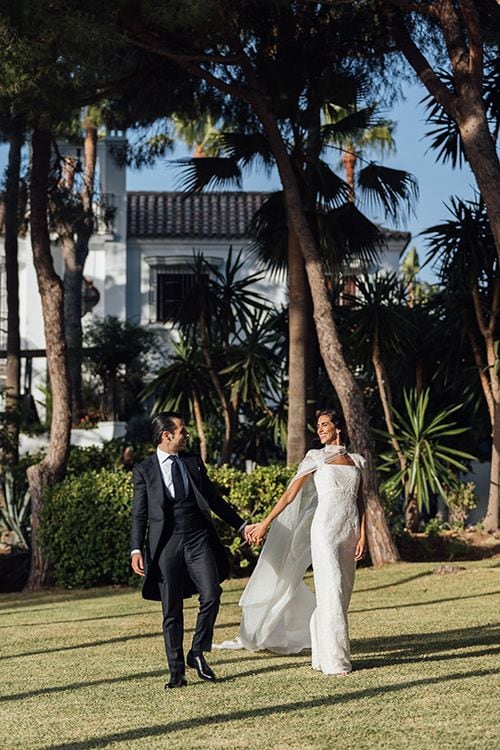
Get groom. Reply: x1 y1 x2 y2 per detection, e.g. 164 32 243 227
131 412 249 688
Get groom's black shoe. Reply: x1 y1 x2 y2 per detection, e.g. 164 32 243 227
165 673 187 689
186 650 216 682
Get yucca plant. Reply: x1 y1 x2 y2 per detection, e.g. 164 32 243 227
378 388 476 530
0 470 31 549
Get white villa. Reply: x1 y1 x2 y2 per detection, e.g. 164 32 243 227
0 134 411 410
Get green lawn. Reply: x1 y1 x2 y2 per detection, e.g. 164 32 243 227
2 560 499 750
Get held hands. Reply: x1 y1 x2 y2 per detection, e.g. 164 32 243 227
245 522 268 545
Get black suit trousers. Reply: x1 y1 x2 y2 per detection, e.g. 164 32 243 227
157 528 222 675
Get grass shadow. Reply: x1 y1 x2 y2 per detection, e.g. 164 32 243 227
352 622 500 658
350 589 500 613
353 570 432 593
0 586 136 612
1 624 241 661
0 610 159 629
41 668 499 750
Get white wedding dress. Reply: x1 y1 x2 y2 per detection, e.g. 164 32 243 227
218 446 365 675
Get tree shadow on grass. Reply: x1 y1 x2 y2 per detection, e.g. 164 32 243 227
40 667 499 750
351 622 500 671
2 623 242 660
0 610 159 629
353 644 500 671
350 589 500 613
353 570 433 593
0 586 135 611
0 654 290 703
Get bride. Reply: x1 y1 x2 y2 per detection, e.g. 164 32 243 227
237 411 366 675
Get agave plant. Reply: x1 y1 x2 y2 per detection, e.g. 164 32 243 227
0 470 31 549
378 389 476 526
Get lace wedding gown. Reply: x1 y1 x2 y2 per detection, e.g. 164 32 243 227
221 446 365 675
309 459 361 673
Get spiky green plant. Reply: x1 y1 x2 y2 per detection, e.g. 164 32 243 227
378 388 476 513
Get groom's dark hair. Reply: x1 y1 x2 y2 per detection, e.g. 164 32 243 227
151 412 183 446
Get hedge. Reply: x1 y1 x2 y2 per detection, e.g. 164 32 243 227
41 470 136 589
41 464 296 588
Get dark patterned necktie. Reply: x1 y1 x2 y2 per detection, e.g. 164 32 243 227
169 455 186 501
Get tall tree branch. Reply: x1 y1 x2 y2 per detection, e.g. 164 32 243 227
435 0 471 81
378 1 458 115
459 0 484 88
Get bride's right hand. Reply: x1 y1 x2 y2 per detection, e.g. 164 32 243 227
247 521 268 545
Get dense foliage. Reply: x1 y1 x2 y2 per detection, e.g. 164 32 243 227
40 464 296 587
41 470 136 588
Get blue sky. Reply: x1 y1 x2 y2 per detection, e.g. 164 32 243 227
1 84 477 282
125 83 476 283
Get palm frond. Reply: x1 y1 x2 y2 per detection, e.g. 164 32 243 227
357 162 418 224
215 131 275 174
317 203 383 269
173 156 242 194
321 106 379 145
248 192 288 279
306 159 350 207
423 197 496 285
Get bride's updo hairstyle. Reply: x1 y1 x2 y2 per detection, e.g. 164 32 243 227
316 410 350 447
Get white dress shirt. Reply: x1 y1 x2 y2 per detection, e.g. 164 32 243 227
157 447 190 498
131 450 246 555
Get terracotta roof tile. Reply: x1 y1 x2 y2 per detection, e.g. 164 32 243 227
127 191 266 239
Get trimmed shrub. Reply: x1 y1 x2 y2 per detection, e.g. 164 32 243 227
208 463 296 574
41 463 297 587
41 470 136 588
65 440 152 476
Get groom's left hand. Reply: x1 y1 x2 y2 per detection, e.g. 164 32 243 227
243 524 254 544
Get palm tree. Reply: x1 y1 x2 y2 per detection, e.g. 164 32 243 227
344 273 414 465
174 93 414 465
0 113 24 467
168 249 273 463
325 105 396 202
130 6 418 564
144 335 213 461
171 111 220 158
424 198 499 531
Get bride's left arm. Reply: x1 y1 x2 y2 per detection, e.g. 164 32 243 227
246 473 311 544
354 479 367 561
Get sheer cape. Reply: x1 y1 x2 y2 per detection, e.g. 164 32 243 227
227 445 364 655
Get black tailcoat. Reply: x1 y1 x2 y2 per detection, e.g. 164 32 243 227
130 453 244 601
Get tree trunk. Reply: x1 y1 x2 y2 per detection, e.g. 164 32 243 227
455 90 500 267
484 400 499 532
342 149 356 202
468 281 499 531
405 497 420 532
62 123 98 422
286 228 308 464
199 317 233 463
382 2 500 266
2 124 23 467
304 286 319 431
192 388 207 462
372 332 408 480
254 100 399 565
60 229 82 422
25 128 72 592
